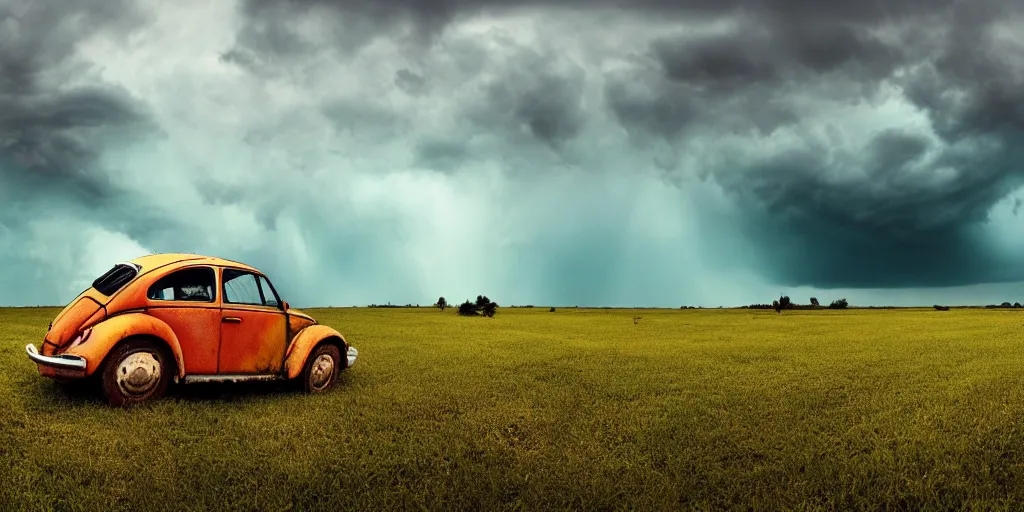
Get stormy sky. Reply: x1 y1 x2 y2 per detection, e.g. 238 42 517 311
1 0 1023 307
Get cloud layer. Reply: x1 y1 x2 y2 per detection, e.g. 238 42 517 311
1 0 1022 306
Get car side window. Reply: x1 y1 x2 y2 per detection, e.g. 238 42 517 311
258 276 280 308
222 269 265 306
147 267 216 302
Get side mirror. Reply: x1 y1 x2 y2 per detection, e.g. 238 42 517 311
282 301 290 311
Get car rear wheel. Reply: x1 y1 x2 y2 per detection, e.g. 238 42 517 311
101 338 172 407
302 344 341 393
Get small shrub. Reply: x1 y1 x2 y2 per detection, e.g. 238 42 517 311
549 307 556 312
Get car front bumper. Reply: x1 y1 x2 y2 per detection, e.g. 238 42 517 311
347 346 358 367
26 344 87 371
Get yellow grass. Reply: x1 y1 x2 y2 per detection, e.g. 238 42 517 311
2 306 1024 510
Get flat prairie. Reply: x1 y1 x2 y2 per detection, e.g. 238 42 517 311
2 306 1024 510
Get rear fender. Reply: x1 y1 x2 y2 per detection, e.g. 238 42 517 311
284 324 347 379
64 313 186 378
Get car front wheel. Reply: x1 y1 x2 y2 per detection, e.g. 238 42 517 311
101 338 172 407
302 344 341 393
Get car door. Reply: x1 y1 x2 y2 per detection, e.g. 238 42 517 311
218 268 288 374
145 266 220 375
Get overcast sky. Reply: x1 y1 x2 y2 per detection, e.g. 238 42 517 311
1 0 1023 307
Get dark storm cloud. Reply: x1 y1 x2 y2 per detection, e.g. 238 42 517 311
228 0 1024 289
236 0 958 31
651 22 902 90
321 100 406 141
394 69 428 96
402 43 589 172
0 86 155 202
0 0 191 283
606 70 798 143
866 130 931 178
475 53 587 149
414 138 468 171
597 0 1024 287
0 0 147 90
605 78 699 141
0 0 156 203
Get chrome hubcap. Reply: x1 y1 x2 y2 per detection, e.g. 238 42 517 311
117 352 161 395
310 353 335 390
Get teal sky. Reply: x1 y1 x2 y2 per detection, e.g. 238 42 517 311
1 0 1023 308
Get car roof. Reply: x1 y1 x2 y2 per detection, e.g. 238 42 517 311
128 253 260 274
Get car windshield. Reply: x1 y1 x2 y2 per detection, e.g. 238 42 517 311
92 262 141 296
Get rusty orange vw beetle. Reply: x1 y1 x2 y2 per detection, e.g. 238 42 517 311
25 253 357 406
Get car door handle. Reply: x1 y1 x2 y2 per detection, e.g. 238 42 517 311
222 317 242 323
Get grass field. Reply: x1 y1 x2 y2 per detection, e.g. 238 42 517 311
2 306 1024 510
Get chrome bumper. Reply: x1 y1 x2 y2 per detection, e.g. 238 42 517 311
347 346 358 367
26 344 87 371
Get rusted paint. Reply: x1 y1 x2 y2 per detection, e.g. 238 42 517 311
58 313 186 378
181 374 282 384
283 324 348 380
37 364 87 380
49 288 103 328
45 297 103 346
148 306 220 375
287 309 316 342
218 306 287 374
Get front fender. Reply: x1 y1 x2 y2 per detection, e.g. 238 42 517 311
284 324 347 379
65 313 186 378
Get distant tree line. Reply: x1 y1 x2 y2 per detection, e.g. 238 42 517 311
435 295 499 317
743 296 848 312
420 296 1024 314
986 302 1023 309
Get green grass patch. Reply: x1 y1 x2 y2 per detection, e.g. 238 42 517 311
3 307 1024 510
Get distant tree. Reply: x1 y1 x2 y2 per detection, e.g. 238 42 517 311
458 295 499 317
829 298 849 309
437 296 448 311
1001 301 1013 308
458 301 477 316
773 300 781 313
933 305 950 311
549 307 556 312
779 296 792 309
1015 302 1022 308
810 297 820 307
482 301 498 318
